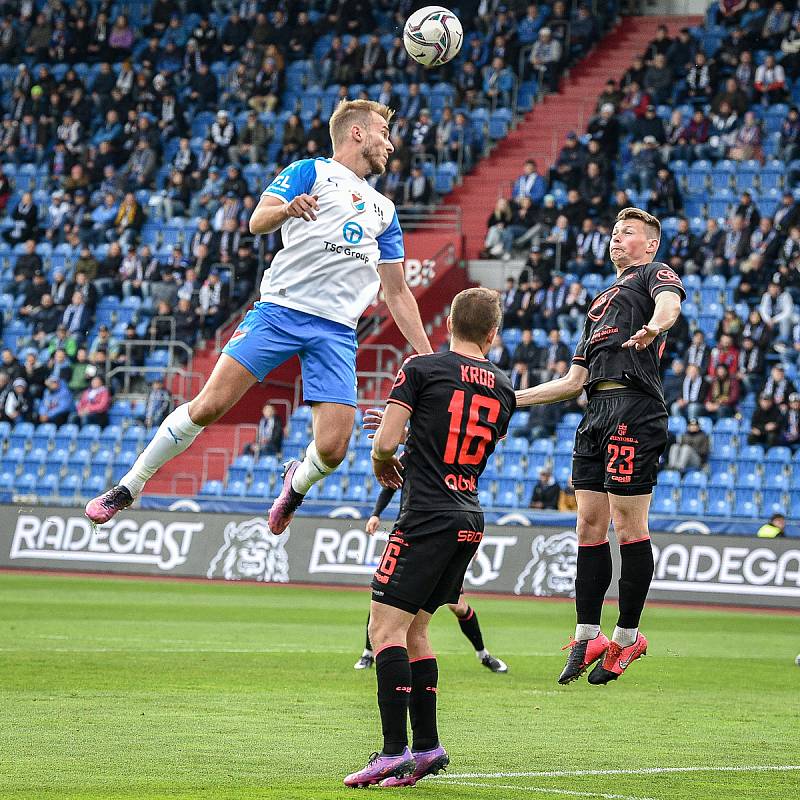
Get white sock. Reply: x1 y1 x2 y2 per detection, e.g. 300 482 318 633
291 441 334 494
476 648 488 660
120 403 205 496
612 626 638 647
575 624 601 641
362 649 374 658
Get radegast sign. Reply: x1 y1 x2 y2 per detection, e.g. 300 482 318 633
0 507 798 609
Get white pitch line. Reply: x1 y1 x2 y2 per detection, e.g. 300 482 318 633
436 779 657 800
436 766 800 779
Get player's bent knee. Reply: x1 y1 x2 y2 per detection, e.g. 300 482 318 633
576 516 609 545
188 395 229 427
315 438 349 468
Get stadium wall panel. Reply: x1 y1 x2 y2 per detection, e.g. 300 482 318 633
1 507 797 610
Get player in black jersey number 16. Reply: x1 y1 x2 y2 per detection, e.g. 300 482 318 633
344 288 515 788
516 208 685 686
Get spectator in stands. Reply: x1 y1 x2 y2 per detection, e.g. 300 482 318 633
704 363 740 420
762 1 791 48
529 27 562 93
707 333 739 376
76 374 111 428
644 53 672 105
728 110 763 163
667 417 710 473
569 218 606 276
403 165 433 207
557 281 589 333
243 403 284 457
61 291 91 343
524 402 559 442
714 215 750 277
529 467 560 510
37 375 73 427
754 54 787 105
668 28 697 72
543 327 571 378
550 132 585 189
488 333 511 371
717 0 747 27
666 218 699 274
3 377 33 424
759 281 795 343
773 192 800 237
621 56 646 91
763 364 796 409
630 104 666 149
173 297 198 350
501 278 526 330
673 362 705 419
628 135 663 191
619 80 651 123
510 329 538 391
783 392 800 449
748 392 785 447
663 358 686 410
3 192 38 245
780 19 800 78
738 335 765 397
703 100 739 161
596 80 623 113
588 103 623 162
570 4 598 58
483 198 514 259
112 192 144 248
716 308 744 345
140 378 171 430
649 167 682 216
123 138 157 189
228 111 269 166
697 218 723 274
513 160 546 206
196 271 230 337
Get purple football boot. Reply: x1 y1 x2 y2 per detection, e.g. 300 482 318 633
85 485 134 524
268 460 304 534
380 745 449 787
343 749 415 788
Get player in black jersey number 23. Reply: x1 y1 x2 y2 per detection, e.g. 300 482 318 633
516 207 685 686
344 288 515 788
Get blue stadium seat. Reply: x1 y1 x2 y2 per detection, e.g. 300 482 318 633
75 424 101 450
736 473 761 490
660 470 681 487
9 422 35 450
38 473 59 495
246 480 270 498
683 470 707 488
30 423 56 451
765 447 791 465
226 480 247 497
761 490 786 515
705 498 730 517
679 495 702 516
227 466 250 484
200 480 223 496
652 495 676 514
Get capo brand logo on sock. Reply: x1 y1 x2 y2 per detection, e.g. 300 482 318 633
206 518 290 582
167 426 182 444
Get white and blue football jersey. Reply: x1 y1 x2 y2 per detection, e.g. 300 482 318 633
259 157 404 329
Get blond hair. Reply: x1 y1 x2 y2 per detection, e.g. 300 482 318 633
328 99 394 148
450 287 502 345
616 207 661 240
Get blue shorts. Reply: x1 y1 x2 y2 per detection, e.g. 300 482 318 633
222 302 358 407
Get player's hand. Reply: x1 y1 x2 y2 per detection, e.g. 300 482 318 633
365 515 380 535
372 455 403 490
286 193 319 221
622 324 660 350
363 408 408 442
362 407 384 433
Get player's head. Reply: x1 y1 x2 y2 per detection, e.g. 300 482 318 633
448 287 502 354
610 208 660 269
329 99 394 176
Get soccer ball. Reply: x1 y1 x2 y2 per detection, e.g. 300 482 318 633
403 6 463 68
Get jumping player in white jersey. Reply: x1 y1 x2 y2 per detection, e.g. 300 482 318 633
86 100 432 528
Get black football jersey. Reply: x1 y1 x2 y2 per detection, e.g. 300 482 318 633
387 351 516 512
573 261 685 404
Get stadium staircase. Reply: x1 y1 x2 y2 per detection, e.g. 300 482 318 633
144 14 703 497
450 15 702 261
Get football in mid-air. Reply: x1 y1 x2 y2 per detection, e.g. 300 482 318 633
403 6 463 68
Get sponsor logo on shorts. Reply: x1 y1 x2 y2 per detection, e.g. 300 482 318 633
10 514 201 571
228 328 248 346
514 531 578 597
457 529 483 543
206 518 290 582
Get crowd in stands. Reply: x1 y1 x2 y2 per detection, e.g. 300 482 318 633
0 1 616 446
481 3 800 510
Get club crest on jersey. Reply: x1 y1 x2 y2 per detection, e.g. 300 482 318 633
617 423 628 436
350 191 366 213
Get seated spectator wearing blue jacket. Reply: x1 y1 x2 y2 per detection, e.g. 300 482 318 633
37 375 73 427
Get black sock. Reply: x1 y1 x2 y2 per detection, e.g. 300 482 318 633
575 541 613 625
376 646 411 755
617 538 654 629
457 607 485 652
365 614 372 652
409 657 439 752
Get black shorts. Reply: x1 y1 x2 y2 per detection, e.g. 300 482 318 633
370 509 484 615
572 389 668 496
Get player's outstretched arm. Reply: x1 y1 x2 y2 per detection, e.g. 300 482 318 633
377 262 433 355
515 363 588 407
249 193 320 234
623 291 682 350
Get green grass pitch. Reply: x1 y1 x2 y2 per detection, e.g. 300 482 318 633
0 572 797 800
